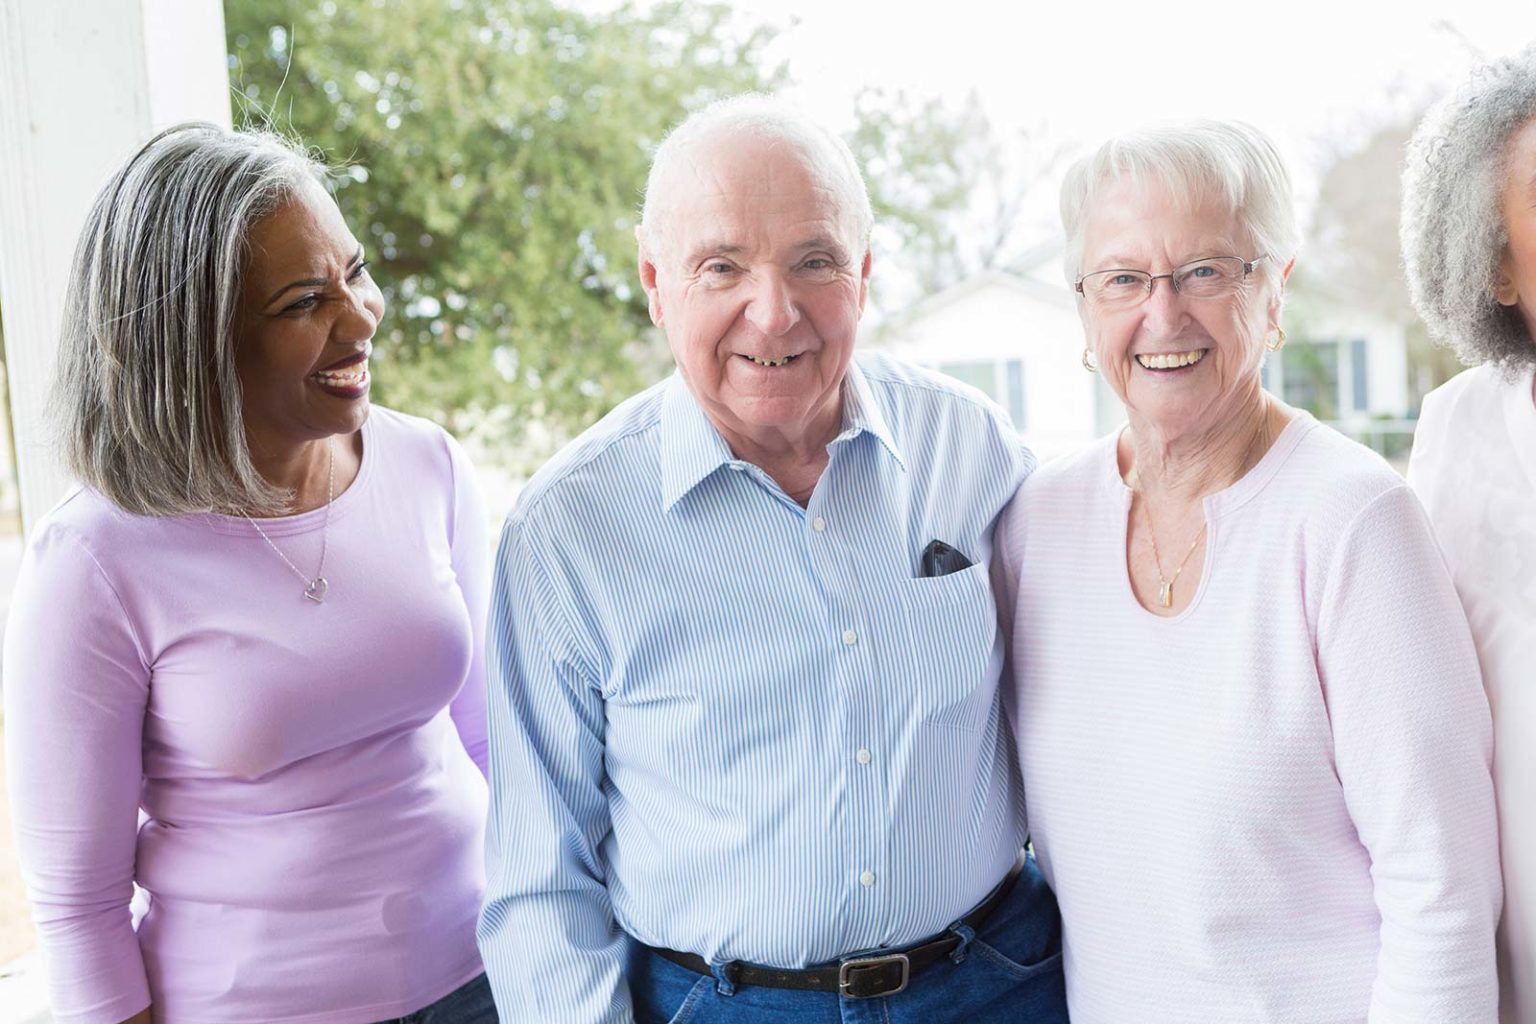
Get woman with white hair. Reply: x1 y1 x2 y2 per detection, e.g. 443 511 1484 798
1402 44 1536 1024
997 120 1501 1021
3 124 495 1023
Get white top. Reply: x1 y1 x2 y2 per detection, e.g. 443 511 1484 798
1000 413 1501 1024
1410 363 1536 1024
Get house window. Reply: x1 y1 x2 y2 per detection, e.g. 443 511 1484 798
936 361 1001 403
1350 339 1369 412
1281 341 1340 419
1005 359 1026 431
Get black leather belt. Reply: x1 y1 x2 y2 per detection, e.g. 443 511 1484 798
648 851 1026 1000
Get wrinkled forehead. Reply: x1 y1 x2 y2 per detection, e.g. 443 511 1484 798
650 131 861 252
1080 173 1248 262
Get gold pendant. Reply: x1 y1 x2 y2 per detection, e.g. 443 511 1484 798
1157 581 1173 608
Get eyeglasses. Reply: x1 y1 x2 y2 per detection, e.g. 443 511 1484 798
1075 255 1267 310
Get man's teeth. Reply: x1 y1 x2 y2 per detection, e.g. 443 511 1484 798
314 364 369 387
745 354 796 367
1136 350 1206 370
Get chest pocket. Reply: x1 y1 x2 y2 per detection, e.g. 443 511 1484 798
883 561 999 731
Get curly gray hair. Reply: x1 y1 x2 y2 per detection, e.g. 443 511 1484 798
1402 45 1536 370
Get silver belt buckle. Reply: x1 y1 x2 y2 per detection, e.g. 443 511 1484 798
838 952 911 998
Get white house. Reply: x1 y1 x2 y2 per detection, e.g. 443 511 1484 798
868 258 1121 462
1261 310 1412 427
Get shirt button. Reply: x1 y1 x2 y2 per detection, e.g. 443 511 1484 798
856 748 872 765
842 629 858 646
729 463 746 472
860 870 876 887
811 517 827 533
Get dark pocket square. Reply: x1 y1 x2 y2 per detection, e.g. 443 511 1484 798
920 539 973 578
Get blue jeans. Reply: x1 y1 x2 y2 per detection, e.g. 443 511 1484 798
629 854 1067 1023
373 972 498 1024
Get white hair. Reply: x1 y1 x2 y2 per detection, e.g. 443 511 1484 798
1060 120 1299 289
637 93 874 264
1401 44 1536 372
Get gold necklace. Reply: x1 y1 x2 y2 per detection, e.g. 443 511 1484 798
1138 497 1206 609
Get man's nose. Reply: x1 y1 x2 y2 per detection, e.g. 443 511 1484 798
743 272 800 336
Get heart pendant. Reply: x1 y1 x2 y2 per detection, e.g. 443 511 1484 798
304 577 329 604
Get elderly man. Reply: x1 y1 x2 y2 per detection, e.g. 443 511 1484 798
478 95 1068 1023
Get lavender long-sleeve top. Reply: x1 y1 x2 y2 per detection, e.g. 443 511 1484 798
4 407 491 1024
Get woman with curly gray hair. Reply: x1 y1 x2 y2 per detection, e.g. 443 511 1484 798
1402 44 1536 1024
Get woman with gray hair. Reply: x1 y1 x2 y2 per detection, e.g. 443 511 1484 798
1403 44 1536 1024
997 120 1500 1021
3 124 496 1023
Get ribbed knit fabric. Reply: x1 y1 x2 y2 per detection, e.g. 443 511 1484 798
999 413 1501 1023
1410 363 1536 1024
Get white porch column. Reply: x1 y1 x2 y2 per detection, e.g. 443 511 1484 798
0 0 231 533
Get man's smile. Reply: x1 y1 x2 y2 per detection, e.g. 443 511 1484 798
741 353 800 367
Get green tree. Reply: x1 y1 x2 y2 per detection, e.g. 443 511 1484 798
849 88 1065 314
226 0 779 458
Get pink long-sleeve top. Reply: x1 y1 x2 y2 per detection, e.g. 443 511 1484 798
999 413 1501 1023
3 407 491 1024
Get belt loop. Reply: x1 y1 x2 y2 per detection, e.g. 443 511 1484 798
947 922 977 965
710 960 740 997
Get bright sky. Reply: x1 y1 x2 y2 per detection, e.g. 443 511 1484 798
676 0 1533 209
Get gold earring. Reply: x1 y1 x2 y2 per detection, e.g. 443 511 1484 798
1265 327 1287 352
1082 348 1098 373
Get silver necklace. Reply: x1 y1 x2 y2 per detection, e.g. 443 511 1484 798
243 438 334 604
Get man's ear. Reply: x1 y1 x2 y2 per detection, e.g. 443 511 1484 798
857 249 873 315
637 229 664 327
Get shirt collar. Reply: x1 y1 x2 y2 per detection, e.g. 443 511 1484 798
659 373 737 513
836 359 907 471
658 360 908 514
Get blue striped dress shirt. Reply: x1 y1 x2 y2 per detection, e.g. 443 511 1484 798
479 353 1035 1022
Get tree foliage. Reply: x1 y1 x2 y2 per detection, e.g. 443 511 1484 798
848 89 1065 311
226 0 779 454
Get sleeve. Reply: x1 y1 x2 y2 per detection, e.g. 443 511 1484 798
1404 385 1446 497
443 432 491 776
476 511 633 1024
1315 484 1501 1023
991 487 1027 643
986 407 1035 668
2 524 153 1024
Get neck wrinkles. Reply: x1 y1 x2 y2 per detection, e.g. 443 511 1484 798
1123 388 1280 504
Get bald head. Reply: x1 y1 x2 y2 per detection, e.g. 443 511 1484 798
638 94 874 269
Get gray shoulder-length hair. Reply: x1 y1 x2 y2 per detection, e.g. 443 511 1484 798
1401 45 1536 371
52 121 328 517
1059 120 1300 292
